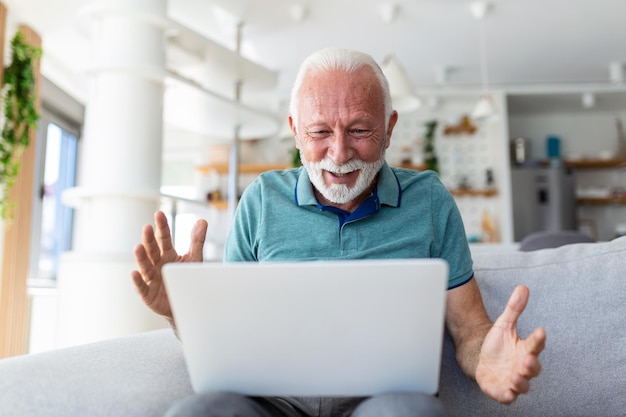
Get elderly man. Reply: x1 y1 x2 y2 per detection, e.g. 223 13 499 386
132 48 545 417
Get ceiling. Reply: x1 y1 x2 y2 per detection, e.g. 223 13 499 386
5 0 626 114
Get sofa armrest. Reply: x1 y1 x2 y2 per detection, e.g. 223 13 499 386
0 329 192 417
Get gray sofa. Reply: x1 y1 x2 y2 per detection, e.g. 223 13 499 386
1 237 625 417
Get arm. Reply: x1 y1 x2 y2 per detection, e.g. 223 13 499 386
130 210 208 327
445 277 546 404
445 277 492 377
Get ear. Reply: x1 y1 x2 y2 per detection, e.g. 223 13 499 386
385 110 399 149
288 115 300 149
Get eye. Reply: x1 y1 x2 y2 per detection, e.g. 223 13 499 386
307 130 331 139
350 129 370 137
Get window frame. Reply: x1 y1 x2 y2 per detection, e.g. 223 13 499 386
27 99 82 287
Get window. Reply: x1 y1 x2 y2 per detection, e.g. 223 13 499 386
28 113 79 284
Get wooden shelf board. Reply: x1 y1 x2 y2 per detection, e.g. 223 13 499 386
396 162 427 171
199 162 431 175
198 163 293 175
208 200 230 210
577 196 626 205
564 158 626 169
449 188 498 198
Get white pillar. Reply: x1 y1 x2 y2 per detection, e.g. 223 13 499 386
57 0 169 347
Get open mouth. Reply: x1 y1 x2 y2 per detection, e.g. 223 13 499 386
328 171 351 177
326 168 358 177
324 169 360 184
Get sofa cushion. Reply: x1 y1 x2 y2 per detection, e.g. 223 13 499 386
0 329 192 417
439 236 626 417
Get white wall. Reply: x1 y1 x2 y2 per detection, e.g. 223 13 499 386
508 111 626 162
388 91 513 243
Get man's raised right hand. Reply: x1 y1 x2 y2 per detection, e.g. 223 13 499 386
131 210 208 322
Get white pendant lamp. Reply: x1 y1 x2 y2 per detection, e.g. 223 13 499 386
381 54 422 113
470 1 498 122
472 94 498 121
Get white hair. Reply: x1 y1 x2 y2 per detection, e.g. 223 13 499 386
289 48 393 128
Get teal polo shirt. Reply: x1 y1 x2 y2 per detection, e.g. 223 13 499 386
224 162 474 289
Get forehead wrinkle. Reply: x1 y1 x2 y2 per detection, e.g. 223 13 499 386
298 69 384 128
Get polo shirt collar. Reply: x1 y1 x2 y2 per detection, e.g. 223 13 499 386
294 161 401 208
377 161 402 207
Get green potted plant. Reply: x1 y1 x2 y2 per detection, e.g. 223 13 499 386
0 30 42 218
423 119 439 173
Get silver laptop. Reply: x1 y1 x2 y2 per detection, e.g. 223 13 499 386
162 259 448 397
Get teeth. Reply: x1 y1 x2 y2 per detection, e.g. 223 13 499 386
327 170 354 177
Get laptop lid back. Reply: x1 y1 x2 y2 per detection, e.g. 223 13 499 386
163 259 448 397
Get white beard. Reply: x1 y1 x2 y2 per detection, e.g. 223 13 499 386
301 153 385 205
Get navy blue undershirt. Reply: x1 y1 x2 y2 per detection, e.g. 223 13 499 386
317 187 381 228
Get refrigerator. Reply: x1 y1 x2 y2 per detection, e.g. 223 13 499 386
511 165 577 241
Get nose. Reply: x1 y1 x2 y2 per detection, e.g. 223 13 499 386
328 132 352 165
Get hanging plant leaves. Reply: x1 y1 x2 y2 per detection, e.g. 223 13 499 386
0 30 42 219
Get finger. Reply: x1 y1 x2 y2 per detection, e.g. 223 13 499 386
188 219 208 261
134 243 157 281
521 354 542 378
130 269 149 298
498 389 517 405
141 224 161 265
525 327 547 356
494 285 530 329
154 211 175 254
511 372 530 394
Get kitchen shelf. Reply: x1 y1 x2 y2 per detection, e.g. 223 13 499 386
396 162 427 171
576 196 626 205
208 199 230 210
564 158 626 169
449 188 498 198
197 163 292 175
198 162 430 174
